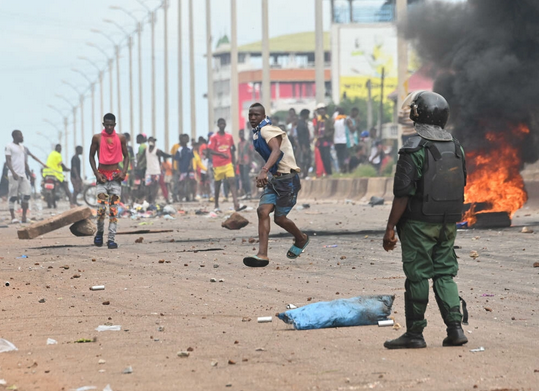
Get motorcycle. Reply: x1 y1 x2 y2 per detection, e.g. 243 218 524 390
41 175 60 209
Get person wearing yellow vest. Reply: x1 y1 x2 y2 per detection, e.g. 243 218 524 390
43 144 75 207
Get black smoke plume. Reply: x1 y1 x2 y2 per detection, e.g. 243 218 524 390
403 0 539 163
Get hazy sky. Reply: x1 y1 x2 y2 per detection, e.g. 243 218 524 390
1 0 357 176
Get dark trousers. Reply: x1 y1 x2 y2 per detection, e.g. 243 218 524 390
239 164 251 196
335 144 348 173
319 145 333 176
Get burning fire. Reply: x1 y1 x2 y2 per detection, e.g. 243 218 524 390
463 124 529 226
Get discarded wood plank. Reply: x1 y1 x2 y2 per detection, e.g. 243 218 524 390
116 229 174 235
17 206 92 240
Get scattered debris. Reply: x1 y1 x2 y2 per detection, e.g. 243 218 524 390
69 219 96 237
533 262 539 268
17 255 28 259
102 301 110 305
521 226 534 233
484 307 493 312
74 338 95 343
286 304 297 309
119 229 173 235
470 347 485 353
219 279 224 283
378 319 394 327
90 286 105 291
241 317 251 322
98 359 106 364
0 339 18 353
122 366 133 374
257 316 272 323
46 338 57 345
255 348 265 351
211 361 218 367
222 213 249 230
18 206 92 239
228 359 236 365
368 196 385 207
323 245 338 248
469 251 479 259
96 325 121 332
177 351 190 357
38 298 46 303
210 278 217 282
135 237 144 243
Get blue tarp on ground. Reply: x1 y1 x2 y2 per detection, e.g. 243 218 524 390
278 295 395 330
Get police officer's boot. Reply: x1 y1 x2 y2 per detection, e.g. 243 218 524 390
384 332 426 349
442 322 468 346
384 292 427 349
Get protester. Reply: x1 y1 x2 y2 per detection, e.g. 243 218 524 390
174 134 195 201
346 107 360 149
120 133 135 203
314 103 334 176
237 128 254 199
207 118 243 211
383 91 468 349
333 107 348 173
145 136 170 204
89 113 129 249
70 146 83 206
192 142 208 199
369 139 385 175
161 156 173 203
296 109 312 178
5 130 45 223
43 144 75 207
133 134 147 202
243 103 309 268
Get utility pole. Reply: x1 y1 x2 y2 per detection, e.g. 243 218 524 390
396 0 408 149
109 59 114 112
128 36 134 143
115 45 122 124
64 117 69 159
189 0 196 139
261 0 270 114
178 0 183 136
79 96 86 177
230 0 239 140
378 67 385 137
206 0 214 134
138 22 144 136
366 79 373 130
164 0 170 151
315 0 325 105
99 72 103 120
151 11 157 137
72 106 78 155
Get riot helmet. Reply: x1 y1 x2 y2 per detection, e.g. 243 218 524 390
402 91 449 129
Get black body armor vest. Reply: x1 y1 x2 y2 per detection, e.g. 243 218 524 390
403 137 465 224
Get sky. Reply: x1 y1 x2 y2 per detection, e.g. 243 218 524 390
0 0 350 177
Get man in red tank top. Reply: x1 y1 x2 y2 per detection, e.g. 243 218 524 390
89 113 129 249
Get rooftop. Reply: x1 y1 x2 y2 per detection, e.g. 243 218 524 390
213 31 330 56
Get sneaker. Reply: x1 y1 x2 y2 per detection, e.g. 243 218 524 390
107 240 118 249
94 232 104 247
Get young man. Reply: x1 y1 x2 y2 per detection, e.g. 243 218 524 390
333 107 348 173
296 109 312 177
145 136 170 204
383 91 468 349
43 144 75 207
120 133 135 203
174 134 195 201
243 103 309 268
5 130 45 223
70 146 83 206
314 103 334 176
207 118 243 211
89 113 129 249
237 128 253 199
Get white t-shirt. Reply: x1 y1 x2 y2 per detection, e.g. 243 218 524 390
334 118 347 145
5 142 26 177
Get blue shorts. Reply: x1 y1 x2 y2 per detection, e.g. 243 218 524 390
259 173 301 217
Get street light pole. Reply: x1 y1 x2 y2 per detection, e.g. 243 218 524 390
206 0 214 134
230 0 239 140
151 10 156 137
163 0 170 151
315 0 325 105
72 68 96 156
48 105 69 159
262 0 270 114
77 57 105 119
189 0 196 139
115 45 122 122
86 42 114 112
178 0 183 135
56 94 78 159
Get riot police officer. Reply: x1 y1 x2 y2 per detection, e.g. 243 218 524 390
383 91 468 349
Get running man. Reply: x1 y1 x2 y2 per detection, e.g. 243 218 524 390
243 103 309 267
207 118 243 211
89 113 129 249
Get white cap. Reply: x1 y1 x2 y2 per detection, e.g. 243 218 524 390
316 102 326 110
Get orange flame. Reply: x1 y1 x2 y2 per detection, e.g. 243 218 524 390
463 124 528 226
